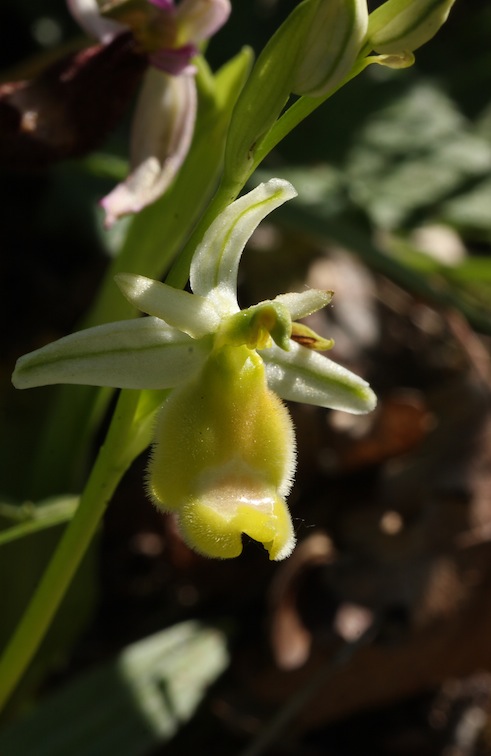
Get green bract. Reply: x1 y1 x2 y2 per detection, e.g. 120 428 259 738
292 0 369 97
13 179 376 560
224 0 368 182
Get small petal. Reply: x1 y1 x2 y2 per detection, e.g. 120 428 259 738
290 322 335 351
67 0 127 43
273 289 333 320
101 69 197 227
174 0 232 45
148 0 175 10
262 342 377 414
190 179 297 313
12 317 211 390
115 272 220 337
150 44 197 75
366 51 415 69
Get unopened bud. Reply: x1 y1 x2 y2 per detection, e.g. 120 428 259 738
292 0 369 97
224 0 368 181
224 0 317 181
367 0 456 55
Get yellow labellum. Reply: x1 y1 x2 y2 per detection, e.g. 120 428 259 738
148 345 296 560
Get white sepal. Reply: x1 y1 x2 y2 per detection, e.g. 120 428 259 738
262 341 377 414
190 179 297 313
115 273 220 337
12 317 210 390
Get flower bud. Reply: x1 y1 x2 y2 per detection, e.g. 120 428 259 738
148 345 296 560
367 0 456 55
224 0 317 181
224 0 368 181
292 0 369 97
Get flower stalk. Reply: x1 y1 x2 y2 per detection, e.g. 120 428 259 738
0 389 143 711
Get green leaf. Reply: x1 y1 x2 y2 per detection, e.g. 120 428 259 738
0 622 229 756
0 496 78 548
345 82 491 229
441 176 491 242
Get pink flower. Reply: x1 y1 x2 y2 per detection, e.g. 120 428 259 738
68 0 231 226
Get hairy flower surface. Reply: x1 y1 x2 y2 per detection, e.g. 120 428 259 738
68 0 230 225
13 179 376 560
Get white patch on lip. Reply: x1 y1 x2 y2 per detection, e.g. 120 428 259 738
197 461 276 519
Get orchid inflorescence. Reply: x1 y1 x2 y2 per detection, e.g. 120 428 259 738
1 0 460 719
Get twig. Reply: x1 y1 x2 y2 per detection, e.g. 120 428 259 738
238 619 381 756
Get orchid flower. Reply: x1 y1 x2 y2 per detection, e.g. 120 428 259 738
13 179 376 560
67 0 231 226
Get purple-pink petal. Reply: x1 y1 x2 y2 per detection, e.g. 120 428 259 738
150 44 198 75
148 0 175 11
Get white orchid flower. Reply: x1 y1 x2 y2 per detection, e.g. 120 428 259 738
13 179 376 560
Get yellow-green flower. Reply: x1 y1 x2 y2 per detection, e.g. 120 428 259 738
12 179 376 560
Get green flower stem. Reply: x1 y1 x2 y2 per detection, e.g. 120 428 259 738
251 56 370 174
0 389 141 712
